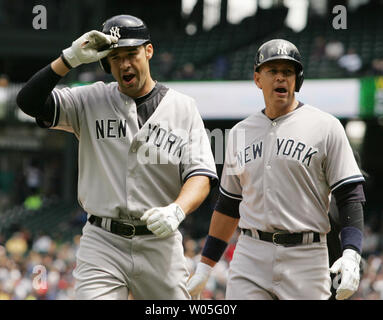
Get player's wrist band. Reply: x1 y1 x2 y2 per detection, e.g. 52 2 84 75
202 235 228 262
60 53 73 69
340 226 363 253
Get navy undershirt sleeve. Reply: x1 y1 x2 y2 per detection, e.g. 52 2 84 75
332 182 365 253
214 191 240 219
16 64 61 123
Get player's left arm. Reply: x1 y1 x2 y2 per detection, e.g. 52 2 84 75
173 175 211 215
329 181 365 300
327 150 365 301
325 118 366 300
140 101 217 238
140 174 211 239
333 182 365 254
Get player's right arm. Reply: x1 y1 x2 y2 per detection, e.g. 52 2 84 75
17 30 117 125
16 58 68 127
51 57 71 77
186 210 238 299
200 210 239 267
187 127 242 299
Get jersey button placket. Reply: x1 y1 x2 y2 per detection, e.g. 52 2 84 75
266 120 277 170
126 142 139 213
269 112 281 289
264 120 277 225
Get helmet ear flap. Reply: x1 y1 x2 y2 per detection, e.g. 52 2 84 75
295 69 304 92
100 58 111 73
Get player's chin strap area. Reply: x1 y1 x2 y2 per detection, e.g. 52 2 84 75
241 229 325 247
88 215 153 238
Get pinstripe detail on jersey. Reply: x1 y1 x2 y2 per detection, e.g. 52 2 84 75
184 169 218 184
330 175 365 192
219 185 243 201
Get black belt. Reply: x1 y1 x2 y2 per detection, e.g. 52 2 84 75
241 229 320 247
88 215 153 238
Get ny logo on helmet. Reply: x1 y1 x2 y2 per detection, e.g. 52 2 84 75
109 26 121 39
277 43 288 55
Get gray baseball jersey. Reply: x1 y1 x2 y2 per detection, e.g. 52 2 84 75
48 81 217 221
220 103 364 234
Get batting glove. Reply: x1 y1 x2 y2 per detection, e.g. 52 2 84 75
186 262 212 300
140 203 185 238
330 248 361 300
62 30 118 68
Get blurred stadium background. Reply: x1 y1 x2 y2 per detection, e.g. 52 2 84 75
1 0 383 300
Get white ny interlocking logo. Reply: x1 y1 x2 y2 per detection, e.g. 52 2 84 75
110 26 121 39
277 43 288 55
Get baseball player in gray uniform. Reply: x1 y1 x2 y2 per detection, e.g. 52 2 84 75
17 14 218 299
187 39 365 300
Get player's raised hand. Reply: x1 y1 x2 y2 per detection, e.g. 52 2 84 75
186 262 212 299
140 203 185 238
62 30 118 68
330 249 361 300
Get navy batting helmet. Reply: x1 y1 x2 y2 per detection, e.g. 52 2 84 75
99 15 151 73
254 39 304 92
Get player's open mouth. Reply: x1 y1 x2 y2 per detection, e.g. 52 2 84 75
122 74 135 85
274 87 288 97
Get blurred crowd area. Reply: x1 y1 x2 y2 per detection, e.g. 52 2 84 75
1 220 383 300
0 149 63 214
2 1 383 84
0 231 79 300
